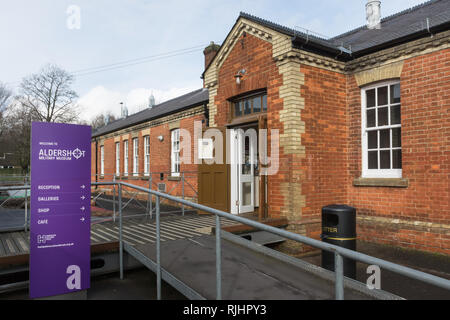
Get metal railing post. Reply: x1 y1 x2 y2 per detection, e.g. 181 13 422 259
181 172 185 216
119 183 124 280
216 215 222 300
113 176 116 223
24 189 28 232
156 195 161 300
335 252 344 300
149 174 152 219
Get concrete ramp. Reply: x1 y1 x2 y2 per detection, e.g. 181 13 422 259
128 234 401 300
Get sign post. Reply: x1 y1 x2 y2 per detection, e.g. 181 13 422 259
29 122 91 299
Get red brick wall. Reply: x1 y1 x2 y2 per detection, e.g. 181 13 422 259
347 48 450 254
300 65 348 221
212 33 292 220
91 112 205 201
91 142 97 178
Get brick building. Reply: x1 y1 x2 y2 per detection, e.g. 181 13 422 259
92 0 450 255
91 89 208 201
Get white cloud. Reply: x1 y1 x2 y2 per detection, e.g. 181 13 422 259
77 84 200 122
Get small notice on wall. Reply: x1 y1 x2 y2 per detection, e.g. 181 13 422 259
198 138 214 160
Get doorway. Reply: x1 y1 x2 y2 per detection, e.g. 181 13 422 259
230 124 259 215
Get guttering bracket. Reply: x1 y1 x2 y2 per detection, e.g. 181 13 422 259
426 18 434 38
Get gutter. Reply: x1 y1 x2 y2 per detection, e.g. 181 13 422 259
292 20 449 61
291 35 353 61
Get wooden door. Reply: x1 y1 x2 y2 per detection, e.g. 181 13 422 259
198 127 229 213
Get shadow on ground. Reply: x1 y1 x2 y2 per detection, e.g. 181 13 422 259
291 240 450 300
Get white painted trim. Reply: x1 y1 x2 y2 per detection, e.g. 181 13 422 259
171 129 180 177
230 129 239 215
115 142 120 176
133 138 139 177
361 80 402 179
100 146 105 176
144 136 150 176
124 140 129 176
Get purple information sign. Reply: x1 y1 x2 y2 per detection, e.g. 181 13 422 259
30 122 91 299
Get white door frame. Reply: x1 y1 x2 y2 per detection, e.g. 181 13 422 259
230 127 257 215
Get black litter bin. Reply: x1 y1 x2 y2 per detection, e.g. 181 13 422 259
321 205 357 279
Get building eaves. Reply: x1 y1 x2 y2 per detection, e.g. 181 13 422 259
91 88 208 139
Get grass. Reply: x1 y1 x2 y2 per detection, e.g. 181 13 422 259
0 168 24 175
0 168 28 185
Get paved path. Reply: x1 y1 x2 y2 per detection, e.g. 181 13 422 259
0 213 240 258
129 234 390 300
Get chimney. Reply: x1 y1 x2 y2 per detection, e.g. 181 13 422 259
366 0 381 30
203 41 220 71
120 102 128 119
148 92 155 109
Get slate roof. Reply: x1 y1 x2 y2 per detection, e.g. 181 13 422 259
92 88 208 138
331 0 450 53
239 0 450 59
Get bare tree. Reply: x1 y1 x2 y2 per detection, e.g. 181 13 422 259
0 102 36 173
0 82 11 111
0 82 12 137
90 111 117 130
18 64 79 123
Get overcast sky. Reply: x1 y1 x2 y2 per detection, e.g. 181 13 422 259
1 0 425 122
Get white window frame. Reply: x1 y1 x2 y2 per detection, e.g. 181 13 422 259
133 138 139 177
115 142 120 176
124 140 129 176
361 80 402 178
144 136 150 176
100 146 105 176
171 129 180 177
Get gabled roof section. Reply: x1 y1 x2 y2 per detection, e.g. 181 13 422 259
202 12 282 78
239 12 332 47
204 0 450 69
92 88 208 138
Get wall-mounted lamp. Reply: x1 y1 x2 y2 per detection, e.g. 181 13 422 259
234 69 246 85
158 135 164 142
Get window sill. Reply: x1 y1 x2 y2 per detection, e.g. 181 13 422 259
353 177 409 188
121 176 129 180
168 176 181 181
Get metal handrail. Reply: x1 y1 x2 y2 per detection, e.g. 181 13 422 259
2 183 450 300
0 185 30 232
92 171 199 219
94 181 450 300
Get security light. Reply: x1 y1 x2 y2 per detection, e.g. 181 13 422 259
234 69 246 84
